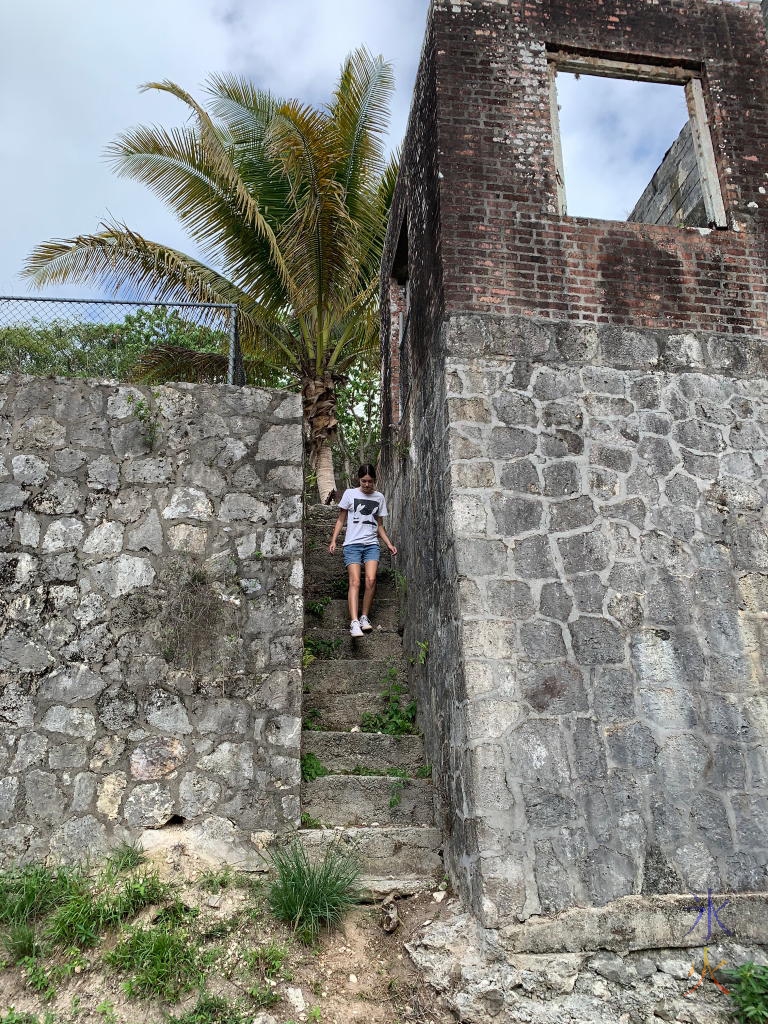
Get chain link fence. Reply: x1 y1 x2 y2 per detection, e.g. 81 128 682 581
0 296 245 385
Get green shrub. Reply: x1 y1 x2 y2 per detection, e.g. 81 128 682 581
300 812 323 829
306 597 331 619
268 840 360 943
304 635 342 660
105 924 203 1000
301 753 330 782
727 962 768 1023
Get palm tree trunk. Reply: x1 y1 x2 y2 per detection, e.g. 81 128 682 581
314 441 336 504
302 373 338 501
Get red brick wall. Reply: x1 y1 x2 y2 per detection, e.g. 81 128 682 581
432 0 768 335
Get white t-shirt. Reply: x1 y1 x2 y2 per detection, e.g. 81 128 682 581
339 487 388 546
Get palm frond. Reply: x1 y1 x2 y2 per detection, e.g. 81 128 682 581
22 223 248 307
329 47 395 212
136 80 293 295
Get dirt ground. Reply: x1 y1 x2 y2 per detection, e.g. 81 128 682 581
0 843 457 1024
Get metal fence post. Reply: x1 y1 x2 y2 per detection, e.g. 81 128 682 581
227 304 245 386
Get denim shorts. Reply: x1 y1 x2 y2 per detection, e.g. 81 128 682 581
343 543 381 566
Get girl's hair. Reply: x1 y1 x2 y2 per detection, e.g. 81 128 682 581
357 464 377 481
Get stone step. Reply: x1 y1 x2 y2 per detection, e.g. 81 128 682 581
296 825 444 897
304 626 401 662
303 555 397 599
302 730 426 774
302 775 435 827
304 688 414 732
303 658 404 696
305 599 399 632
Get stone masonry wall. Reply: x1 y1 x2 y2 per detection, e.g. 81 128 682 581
444 315 768 927
0 375 303 865
381 0 768 932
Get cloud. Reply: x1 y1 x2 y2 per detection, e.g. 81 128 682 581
0 0 428 296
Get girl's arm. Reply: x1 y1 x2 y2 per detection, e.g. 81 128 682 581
328 510 347 554
377 520 397 555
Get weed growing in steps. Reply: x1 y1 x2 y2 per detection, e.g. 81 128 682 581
268 839 360 944
388 768 409 809
0 1011 56 1024
305 597 330 619
2 923 40 963
301 752 330 782
304 635 342 660
302 708 324 731
361 668 418 736
244 941 288 978
300 811 324 829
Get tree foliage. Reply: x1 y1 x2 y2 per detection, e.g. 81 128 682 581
23 49 397 497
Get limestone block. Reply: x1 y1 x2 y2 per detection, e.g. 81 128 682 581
162 487 213 521
220 493 271 522
197 699 250 735
0 631 54 674
31 478 84 514
569 617 625 664
256 425 302 462
11 733 48 772
179 772 222 817
15 415 66 449
0 484 27 511
11 454 49 485
41 706 97 740
198 742 255 785
168 524 208 554
82 521 124 555
53 448 87 474
144 689 192 735
266 465 303 491
96 773 128 819
48 742 88 768
182 463 226 495
89 554 155 597
16 511 40 547
0 777 19 824
124 783 175 827
49 815 109 862
125 508 164 555
261 527 302 557
512 535 556 579
25 770 64 822
130 737 187 780
42 518 86 554
123 458 172 484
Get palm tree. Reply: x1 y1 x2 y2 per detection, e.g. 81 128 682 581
22 48 397 500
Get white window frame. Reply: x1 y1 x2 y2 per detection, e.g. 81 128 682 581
548 53 727 228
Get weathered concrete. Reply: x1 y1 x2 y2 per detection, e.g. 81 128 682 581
0 375 303 862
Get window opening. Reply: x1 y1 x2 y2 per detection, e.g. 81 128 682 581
549 56 726 228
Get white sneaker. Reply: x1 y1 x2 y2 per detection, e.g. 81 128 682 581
350 620 363 638
359 615 373 633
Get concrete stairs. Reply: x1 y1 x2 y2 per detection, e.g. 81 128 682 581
300 505 443 896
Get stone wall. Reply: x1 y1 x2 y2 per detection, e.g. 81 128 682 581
381 0 768 934
442 315 768 925
629 122 707 228
0 375 303 865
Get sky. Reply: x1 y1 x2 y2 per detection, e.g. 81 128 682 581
0 1 693 301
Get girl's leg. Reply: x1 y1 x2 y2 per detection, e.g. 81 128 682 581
361 558 378 618
347 563 362 622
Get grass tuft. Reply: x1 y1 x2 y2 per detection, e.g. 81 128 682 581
167 992 250 1024
244 941 288 978
199 866 233 893
0 865 84 928
268 839 360 943
105 924 203 1001
2 923 41 963
106 840 146 874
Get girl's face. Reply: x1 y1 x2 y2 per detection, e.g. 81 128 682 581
359 474 375 494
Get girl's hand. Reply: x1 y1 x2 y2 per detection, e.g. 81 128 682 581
329 540 337 554
388 543 398 555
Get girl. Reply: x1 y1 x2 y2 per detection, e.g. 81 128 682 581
328 465 397 637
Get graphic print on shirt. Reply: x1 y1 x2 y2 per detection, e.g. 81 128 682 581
351 497 380 526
